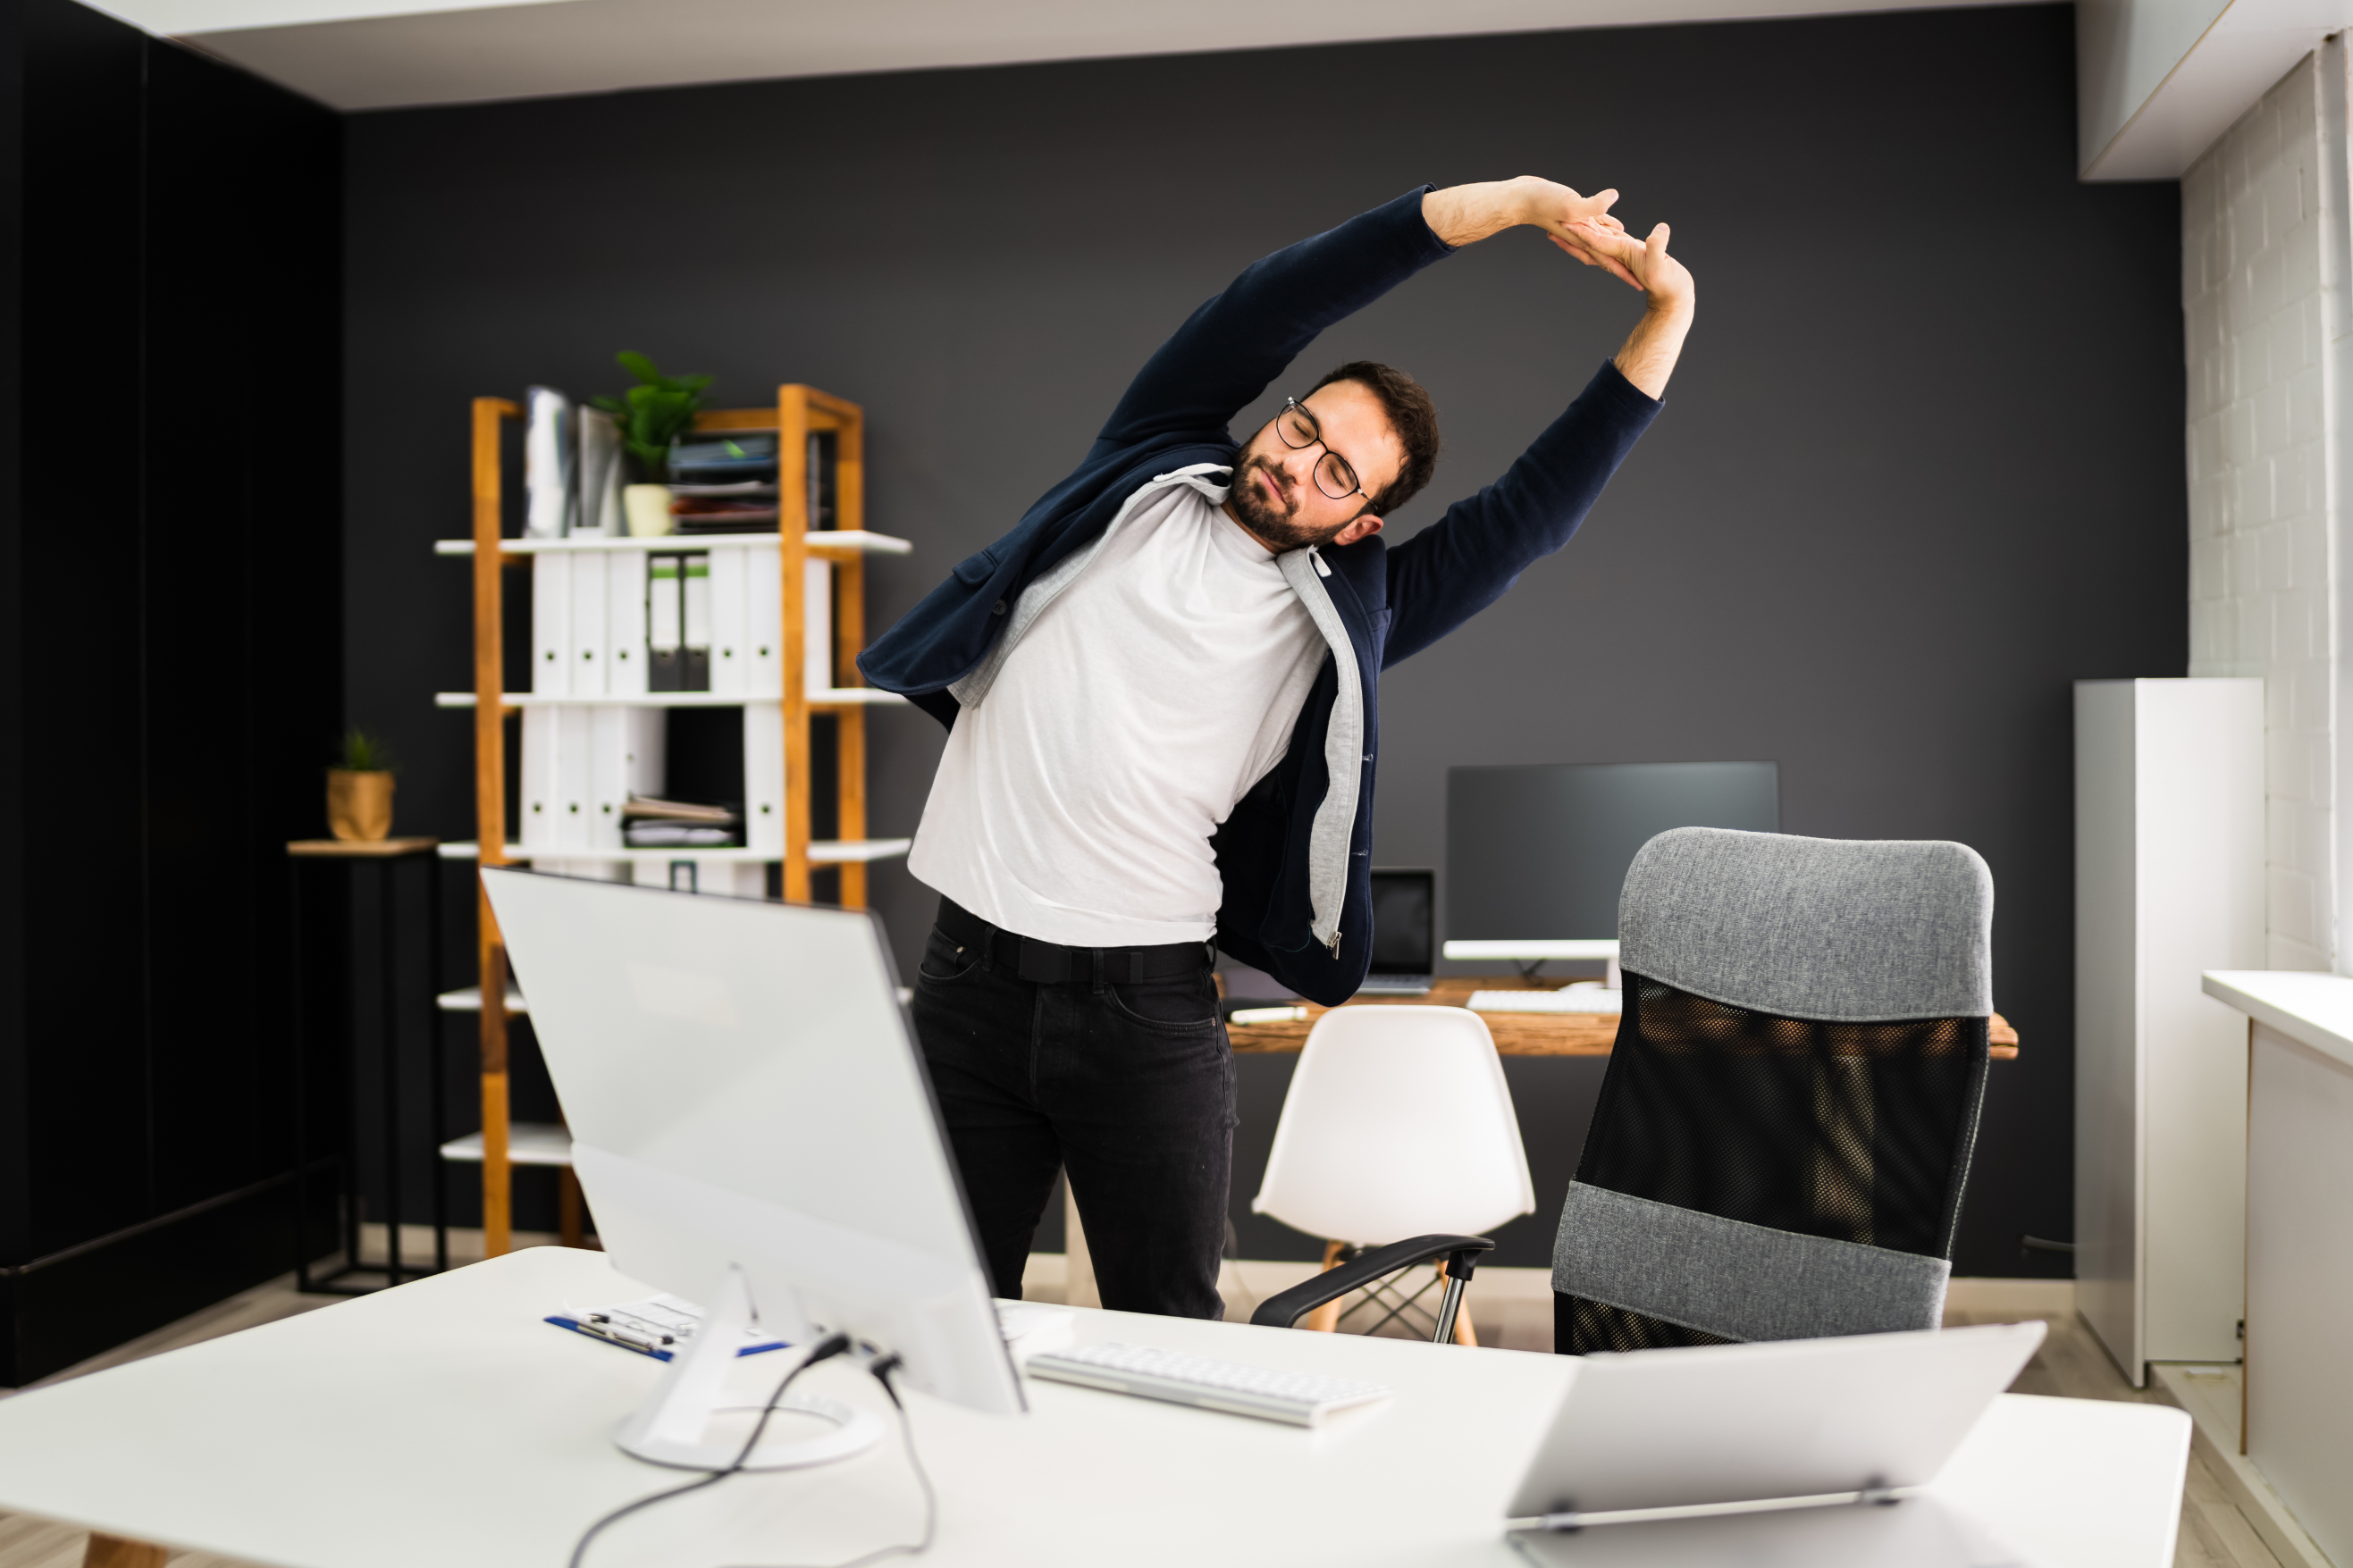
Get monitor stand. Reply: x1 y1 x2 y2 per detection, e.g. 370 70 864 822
614 1266 885 1472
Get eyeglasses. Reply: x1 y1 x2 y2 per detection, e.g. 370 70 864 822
1274 398 1366 502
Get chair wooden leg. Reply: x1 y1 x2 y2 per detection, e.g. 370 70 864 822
1440 1262 1481 1346
1301 1239 1348 1332
558 1165 585 1249
84 1533 168 1568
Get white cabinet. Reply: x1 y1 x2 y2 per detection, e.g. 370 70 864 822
2201 971 2353 1568
2074 678 2264 1383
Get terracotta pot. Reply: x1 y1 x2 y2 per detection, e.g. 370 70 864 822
327 768 395 842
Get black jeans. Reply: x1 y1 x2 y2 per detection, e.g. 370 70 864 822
910 920 1235 1320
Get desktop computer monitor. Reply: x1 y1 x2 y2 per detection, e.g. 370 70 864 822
1447 762 1780 943
481 868 1023 1469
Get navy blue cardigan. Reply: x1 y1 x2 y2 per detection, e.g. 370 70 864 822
858 187 1661 1004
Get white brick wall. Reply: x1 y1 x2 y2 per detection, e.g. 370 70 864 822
2184 53 2338 972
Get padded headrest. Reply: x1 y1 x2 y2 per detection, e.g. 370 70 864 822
1618 826 1994 1022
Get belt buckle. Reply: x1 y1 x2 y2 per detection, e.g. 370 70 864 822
1016 936 1069 985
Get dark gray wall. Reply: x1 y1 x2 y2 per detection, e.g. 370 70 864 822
345 3 2185 1277
0 0 343 1384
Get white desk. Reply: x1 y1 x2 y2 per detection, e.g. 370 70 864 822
0 1249 2187 1568
2200 970 2353 1566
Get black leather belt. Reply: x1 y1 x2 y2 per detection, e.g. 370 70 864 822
936 898 1214 985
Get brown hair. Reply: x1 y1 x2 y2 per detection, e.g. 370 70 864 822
1307 360 1441 518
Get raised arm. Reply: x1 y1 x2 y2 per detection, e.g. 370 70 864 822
1382 215 1693 661
1094 178 1641 456
1090 188 1457 454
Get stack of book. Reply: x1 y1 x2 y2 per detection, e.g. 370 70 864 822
621 795 744 850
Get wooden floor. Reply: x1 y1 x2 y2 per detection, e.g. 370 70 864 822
0 1259 2274 1568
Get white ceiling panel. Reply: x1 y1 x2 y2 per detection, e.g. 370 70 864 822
129 0 2027 112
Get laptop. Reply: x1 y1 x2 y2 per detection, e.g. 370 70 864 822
1357 868 1435 994
1504 1321 2046 1562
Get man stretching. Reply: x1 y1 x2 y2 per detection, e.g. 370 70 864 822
860 178 1695 1318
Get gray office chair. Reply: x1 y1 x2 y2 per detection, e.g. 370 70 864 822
1553 826 1994 1354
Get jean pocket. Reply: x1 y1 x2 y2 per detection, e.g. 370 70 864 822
1102 972 1219 1032
915 927 983 984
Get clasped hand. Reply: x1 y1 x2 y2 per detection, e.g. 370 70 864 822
1518 177 1694 316
1428 175 1694 316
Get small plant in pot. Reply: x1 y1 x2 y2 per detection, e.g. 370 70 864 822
590 351 712 538
327 729 398 842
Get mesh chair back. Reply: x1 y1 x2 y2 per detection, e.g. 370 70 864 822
1254 1006 1534 1245
1554 828 1993 1354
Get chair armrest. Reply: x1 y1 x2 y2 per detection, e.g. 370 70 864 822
1248 1234 1496 1328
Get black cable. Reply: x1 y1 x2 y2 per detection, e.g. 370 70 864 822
567 1330 854 1568
724 1352 939 1568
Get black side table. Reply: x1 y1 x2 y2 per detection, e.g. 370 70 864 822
288 837 443 1293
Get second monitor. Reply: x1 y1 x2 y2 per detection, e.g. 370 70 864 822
1447 761 1780 943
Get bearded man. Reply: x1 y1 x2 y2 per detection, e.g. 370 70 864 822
860 177 1696 1318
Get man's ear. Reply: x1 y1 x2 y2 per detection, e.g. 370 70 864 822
1332 514 1385 547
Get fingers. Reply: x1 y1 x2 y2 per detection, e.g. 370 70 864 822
1569 187 1620 222
1552 231 1642 289
1544 196 1671 293
1546 234 1601 268
1569 218 1643 263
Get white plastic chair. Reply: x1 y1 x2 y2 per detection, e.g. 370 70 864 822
1250 1006 1534 1343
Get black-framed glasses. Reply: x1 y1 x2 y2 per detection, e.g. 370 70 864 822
1275 398 1366 502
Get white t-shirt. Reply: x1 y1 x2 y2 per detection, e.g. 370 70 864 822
908 482 1326 946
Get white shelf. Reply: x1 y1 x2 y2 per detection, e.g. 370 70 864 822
434 530 911 557
439 839 912 866
436 985 527 1014
434 688 908 709
440 1124 571 1167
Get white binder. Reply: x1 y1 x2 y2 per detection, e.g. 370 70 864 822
708 546 747 698
694 860 769 899
532 554 570 696
607 549 649 696
554 708 594 851
683 556 712 672
803 558 832 697
744 700 784 856
571 552 609 698
589 707 665 850
745 543 782 698
520 709 560 851
523 387 573 539
649 556 683 690
576 406 622 539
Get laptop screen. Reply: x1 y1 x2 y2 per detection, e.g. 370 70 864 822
1368 868 1434 974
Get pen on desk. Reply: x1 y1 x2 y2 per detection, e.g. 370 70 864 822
544 1314 788 1362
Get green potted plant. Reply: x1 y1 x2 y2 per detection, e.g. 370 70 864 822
327 728 397 842
589 351 713 538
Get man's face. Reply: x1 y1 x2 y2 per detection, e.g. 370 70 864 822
1224 379 1407 551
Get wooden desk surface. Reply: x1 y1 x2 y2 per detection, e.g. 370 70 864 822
1227 977 2021 1061
286 836 440 858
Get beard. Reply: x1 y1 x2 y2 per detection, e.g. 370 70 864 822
1224 452 1352 551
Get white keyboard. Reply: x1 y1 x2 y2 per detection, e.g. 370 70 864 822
1356 973 1433 994
1469 986 1623 1014
1025 1342 1391 1426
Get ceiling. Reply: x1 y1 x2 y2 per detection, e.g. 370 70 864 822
85 0 2027 112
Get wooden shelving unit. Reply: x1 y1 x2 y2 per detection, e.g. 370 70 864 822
448 385 910 1255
